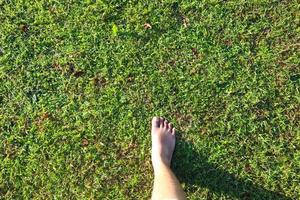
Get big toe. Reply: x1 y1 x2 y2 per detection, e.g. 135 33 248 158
152 116 160 128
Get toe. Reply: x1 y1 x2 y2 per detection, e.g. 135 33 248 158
168 123 173 131
172 127 176 135
152 116 160 128
164 119 168 128
159 117 164 128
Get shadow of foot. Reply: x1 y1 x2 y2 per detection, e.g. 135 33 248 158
172 136 292 200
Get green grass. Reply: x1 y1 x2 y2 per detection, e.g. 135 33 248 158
0 0 299 199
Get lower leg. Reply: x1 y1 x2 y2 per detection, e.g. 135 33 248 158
151 117 186 200
152 163 186 199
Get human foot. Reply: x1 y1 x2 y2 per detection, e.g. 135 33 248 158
151 116 176 171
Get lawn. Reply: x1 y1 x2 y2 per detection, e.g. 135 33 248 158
0 0 299 199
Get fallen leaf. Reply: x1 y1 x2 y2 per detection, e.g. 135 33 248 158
68 63 75 74
19 24 29 32
74 70 84 77
82 138 89 147
224 39 232 46
168 60 176 66
192 48 199 57
182 16 189 28
52 63 61 71
93 76 107 87
244 163 252 173
40 112 50 121
127 73 134 82
144 23 152 29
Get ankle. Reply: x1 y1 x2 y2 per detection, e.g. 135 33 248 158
153 158 171 173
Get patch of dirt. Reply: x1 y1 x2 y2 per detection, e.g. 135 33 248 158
92 75 107 87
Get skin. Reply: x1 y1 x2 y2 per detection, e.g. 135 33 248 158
151 117 187 200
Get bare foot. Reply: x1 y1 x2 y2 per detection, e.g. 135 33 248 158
151 116 176 172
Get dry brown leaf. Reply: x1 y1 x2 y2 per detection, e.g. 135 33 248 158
144 23 152 29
